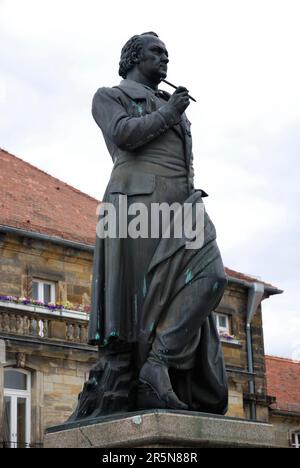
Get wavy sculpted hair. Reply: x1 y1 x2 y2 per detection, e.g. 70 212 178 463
118 32 159 79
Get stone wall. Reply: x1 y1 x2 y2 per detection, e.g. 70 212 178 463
270 413 300 448
1 339 97 446
217 285 269 421
0 231 275 445
0 233 93 307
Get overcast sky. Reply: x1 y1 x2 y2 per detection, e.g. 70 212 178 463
1 0 299 360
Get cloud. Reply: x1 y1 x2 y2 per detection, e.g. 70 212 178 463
263 292 300 360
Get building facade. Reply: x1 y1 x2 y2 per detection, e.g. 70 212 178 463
0 149 287 447
266 356 300 448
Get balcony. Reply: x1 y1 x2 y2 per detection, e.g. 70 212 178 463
0 300 89 345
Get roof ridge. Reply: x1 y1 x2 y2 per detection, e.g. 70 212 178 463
0 147 100 204
266 355 300 364
225 266 260 279
225 266 279 291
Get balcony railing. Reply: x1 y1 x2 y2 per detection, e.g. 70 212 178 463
0 301 89 344
1 440 44 449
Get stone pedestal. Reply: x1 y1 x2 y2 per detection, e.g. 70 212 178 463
44 410 280 448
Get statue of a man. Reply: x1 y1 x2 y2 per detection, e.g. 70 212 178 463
71 32 228 420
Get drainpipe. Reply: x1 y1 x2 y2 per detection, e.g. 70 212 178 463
246 282 264 420
228 277 283 420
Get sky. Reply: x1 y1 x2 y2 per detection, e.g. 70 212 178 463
0 0 299 360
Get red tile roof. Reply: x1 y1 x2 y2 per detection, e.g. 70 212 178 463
0 148 98 245
224 267 279 291
0 148 281 291
266 355 300 414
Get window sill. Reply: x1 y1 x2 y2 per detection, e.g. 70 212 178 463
220 338 242 347
0 301 89 321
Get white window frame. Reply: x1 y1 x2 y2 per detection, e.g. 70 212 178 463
215 313 230 334
4 369 31 448
291 431 300 448
32 279 56 304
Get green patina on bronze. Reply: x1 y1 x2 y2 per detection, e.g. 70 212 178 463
95 332 100 341
103 331 119 347
185 268 193 284
143 277 147 298
132 101 143 116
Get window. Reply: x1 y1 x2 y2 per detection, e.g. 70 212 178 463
215 313 230 334
291 431 300 448
32 279 55 304
4 370 27 390
3 369 31 448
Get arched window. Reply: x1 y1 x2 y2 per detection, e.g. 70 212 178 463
3 369 31 448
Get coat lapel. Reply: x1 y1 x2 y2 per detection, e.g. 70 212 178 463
116 79 149 100
116 79 192 169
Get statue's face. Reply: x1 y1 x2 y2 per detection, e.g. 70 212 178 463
137 35 169 83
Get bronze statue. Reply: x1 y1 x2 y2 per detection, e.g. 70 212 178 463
69 32 228 421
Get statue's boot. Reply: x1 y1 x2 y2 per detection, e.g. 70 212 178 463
137 360 188 410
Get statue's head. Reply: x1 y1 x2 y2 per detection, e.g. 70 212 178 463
119 32 169 83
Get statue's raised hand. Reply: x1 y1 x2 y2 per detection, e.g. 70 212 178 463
168 86 190 114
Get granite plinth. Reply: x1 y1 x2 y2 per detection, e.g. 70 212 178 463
44 410 279 448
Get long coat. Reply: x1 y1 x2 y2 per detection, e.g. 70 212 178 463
88 79 228 414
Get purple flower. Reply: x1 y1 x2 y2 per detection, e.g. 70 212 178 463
0 295 89 314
